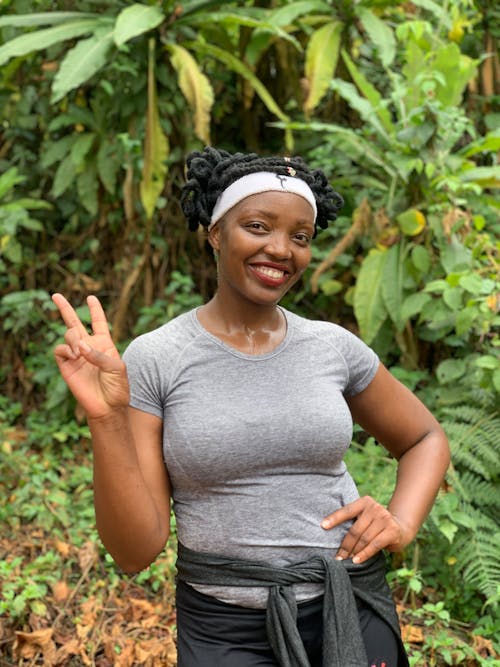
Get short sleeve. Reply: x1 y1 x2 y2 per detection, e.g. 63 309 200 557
337 329 380 397
122 335 164 419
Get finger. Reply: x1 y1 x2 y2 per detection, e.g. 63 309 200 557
350 527 395 564
54 343 79 362
87 295 111 336
321 497 366 530
52 293 88 336
78 340 125 373
335 514 375 560
64 327 85 356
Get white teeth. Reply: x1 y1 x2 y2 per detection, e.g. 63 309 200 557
256 266 284 279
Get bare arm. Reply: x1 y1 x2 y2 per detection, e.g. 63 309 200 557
321 364 450 563
52 294 171 573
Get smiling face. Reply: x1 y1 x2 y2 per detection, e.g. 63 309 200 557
208 191 315 308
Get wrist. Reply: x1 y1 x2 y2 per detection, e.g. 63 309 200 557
87 407 129 432
389 511 418 550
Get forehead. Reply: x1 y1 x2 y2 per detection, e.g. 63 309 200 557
226 191 316 224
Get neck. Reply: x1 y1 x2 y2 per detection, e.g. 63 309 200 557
204 292 282 334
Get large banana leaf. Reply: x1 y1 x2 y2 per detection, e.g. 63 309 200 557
167 44 214 145
303 21 342 117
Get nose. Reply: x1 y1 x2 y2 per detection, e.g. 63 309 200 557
263 232 292 260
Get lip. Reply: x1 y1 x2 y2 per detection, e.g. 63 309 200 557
248 262 291 288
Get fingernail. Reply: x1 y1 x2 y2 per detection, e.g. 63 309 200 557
321 520 329 529
335 556 343 561
353 556 360 564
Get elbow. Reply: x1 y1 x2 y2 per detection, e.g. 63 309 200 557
111 546 167 575
98 530 170 575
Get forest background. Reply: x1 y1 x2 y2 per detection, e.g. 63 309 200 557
0 0 499 665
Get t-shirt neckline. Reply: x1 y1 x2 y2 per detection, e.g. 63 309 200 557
190 306 294 361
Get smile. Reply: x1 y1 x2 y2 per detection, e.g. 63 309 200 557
255 266 285 279
249 264 290 287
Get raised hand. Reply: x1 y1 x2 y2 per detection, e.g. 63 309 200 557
321 496 410 564
52 293 130 420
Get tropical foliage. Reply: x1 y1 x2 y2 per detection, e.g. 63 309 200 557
1 0 499 664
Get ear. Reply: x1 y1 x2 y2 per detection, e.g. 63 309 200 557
207 222 221 251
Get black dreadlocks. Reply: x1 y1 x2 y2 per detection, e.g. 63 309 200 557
180 147 343 234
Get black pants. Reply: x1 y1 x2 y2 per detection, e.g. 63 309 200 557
176 580 399 667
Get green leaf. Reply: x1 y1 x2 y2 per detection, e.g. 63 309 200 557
396 208 426 236
475 356 499 370
455 308 475 335
438 519 458 543
77 163 98 216
5 198 51 211
341 49 394 135
185 41 289 123
433 43 477 107
459 165 500 188
320 279 343 296
52 154 76 197
277 121 396 177
458 273 484 295
436 359 466 384
353 248 388 344
70 133 96 166
303 22 342 116
0 19 106 66
265 0 331 27
140 39 169 221
400 292 431 321
51 29 115 103
167 44 214 145
40 136 75 168
0 168 24 199
0 12 99 28
329 79 390 142
442 287 463 311
411 245 431 273
440 236 472 274
357 7 396 68
114 4 164 47
97 141 121 195
381 243 405 331
492 369 500 393
184 12 302 59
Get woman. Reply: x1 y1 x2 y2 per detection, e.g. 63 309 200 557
52 147 450 667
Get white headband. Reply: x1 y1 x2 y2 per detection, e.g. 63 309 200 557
208 171 317 231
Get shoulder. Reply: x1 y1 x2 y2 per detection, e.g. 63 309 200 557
122 309 200 365
284 309 379 395
285 309 372 353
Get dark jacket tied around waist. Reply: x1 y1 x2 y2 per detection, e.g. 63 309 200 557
176 542 409 667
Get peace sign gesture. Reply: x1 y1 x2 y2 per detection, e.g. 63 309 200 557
52 293 130 420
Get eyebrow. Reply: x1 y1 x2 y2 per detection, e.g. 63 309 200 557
243 208 315 229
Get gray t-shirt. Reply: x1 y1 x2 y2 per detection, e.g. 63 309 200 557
123 307 379 607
